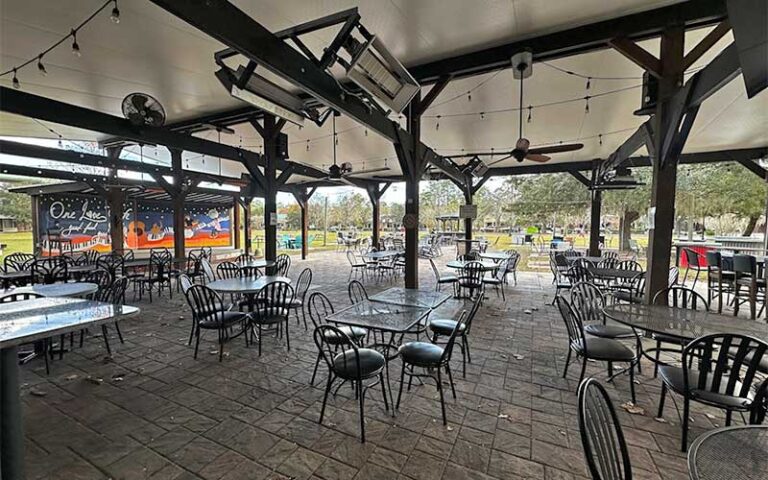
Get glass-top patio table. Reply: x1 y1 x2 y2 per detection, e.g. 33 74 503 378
0 297 140 479
368 287 451 309
687 425 767 480
588 267 644 281
362 250 403 260
479 251 511 262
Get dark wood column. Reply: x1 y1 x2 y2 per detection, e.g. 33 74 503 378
242 197 253 254
251 115 287 263
645 26 685 303
291 187 316 260
363 182 391 250
169 148 187 260
106 188 126 254
233 200 241 250
400 93 423 289
461 175 473 242
588 189 602 256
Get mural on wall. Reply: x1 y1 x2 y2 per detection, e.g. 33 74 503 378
36 194 232 254
123 202 231 249
38 194 111 255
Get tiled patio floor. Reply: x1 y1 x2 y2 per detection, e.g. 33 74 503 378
17 251 758 480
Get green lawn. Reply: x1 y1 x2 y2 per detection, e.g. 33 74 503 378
0 231 33 261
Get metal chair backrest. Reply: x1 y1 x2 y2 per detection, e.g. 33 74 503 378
31 257 68 284
668 267 679 286
460 261 485 287
77 250 100 265
314 325 361 377
0 292 44 303
236 253 255 265
604 251 619 260
346 250 360 266
255 281 293 319
348 280 368 304
429 257 441 280
186 284 227 326
4 252 34 272
84 268 113 291
570 282 605 324
200 258 216 283
575 257 596 268
179 274 193 294
187 250 204 275
202 247 212 260
150 248 171 260
463 292 483 335
307 291 335 328
683 334 768 406
577 378 632 480
554 253 570 268
440 311 468 364
275 254 291 276
733 254 757 281
216 261 241 280
683 248 701 268
555 295 587 355
564 249 582 258
705 251 722 273
616 260 642 272
295 268 312 301
493 258 508 281
652 286 709 311
568 265 593 284
97 253 124 279
148 254 172 281
628 272 646 299
94 277 128 304
122 250 135 262
597 257 618 269
506 253 520 271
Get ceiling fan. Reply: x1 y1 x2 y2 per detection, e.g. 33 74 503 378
297 112 390 184
122 92 166 127
449 52 584 166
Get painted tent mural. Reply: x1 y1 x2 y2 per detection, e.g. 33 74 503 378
124 202 232 249
36 193 232 254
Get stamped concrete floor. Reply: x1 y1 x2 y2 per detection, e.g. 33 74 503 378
17 251 756 480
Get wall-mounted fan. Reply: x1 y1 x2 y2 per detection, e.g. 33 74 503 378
122 93 166 127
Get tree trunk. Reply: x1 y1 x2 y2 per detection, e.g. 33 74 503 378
619 210 640 251
743 214 759 236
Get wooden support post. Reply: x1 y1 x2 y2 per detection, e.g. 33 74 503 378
400 93 424 289
291 187 316 260
588 190 602 257
233 200 241 250
463 187 473 242
646 25 685 304
363 182 390 250
169 148 186 260
106 188 126 254
255 115 285 263
242 197 253 254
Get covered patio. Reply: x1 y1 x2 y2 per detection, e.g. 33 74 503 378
1 0 767 479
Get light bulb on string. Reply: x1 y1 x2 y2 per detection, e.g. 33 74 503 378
364 128 368 137
490 148 495 159
306 140 310 152
586 77 591 90
435 115 441 131
584 96 590 114
527 106 532 123
58 135 63 148
11 69 20 89
71 30 81 57
480 112 485 120
467 91 472 102
598 134 603 146
110 0 120 23
37 56 47 76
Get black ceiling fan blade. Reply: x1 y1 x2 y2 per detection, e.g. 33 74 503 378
528 143 584 155
344 166 390 176
525 153 551 163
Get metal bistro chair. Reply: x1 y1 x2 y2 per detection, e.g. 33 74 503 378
216 261 242 280
428 293 482 377
611 272 646 305
31 257 68 285
96 253 125 281
200 258 216 284
185 250 206 284
346 250 367 280
457 261 485 299
682 247 705 290
88 277 129 355
397 311 467 425
571 282 637 342
429 257 457 293
288 268 312 330
185 284 249 361
555 295 637 403
307 292 367 385
275 253 291 276
657 334 768 451
732 254 765 320
706 251 735 314
315 325 387 443
135 255 173 302
504 252 520 286
251 281 294 356
348 280 369 305
650 286 709 378
577 378 633 480
482 258 508 301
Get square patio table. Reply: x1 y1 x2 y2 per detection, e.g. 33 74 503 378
0 297 140 479
369 287 451 309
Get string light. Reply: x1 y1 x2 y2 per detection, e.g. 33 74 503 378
71 30 81 57
306 140 310 152
586 76 591 90
37 56 47 76
364 128 368 136
110 0 120 23
480 112 485 120
11 69 19 89
467 91 472 102
584 96 591 113
58 135 63 148
436 115 441 131
599 134 603 146
527 106 532 123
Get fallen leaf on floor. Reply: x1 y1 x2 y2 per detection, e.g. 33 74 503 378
500 354 507 359
654 417 667 423
559 429 566 436
65 374 79 381
532 307 539 311
85 376 103 385
523 309 532 314
513 354 525 360
498 414 509 419
111 373 126 381
447 426 454 431
30 389 47 397
620 402 645 415
705 413 716 420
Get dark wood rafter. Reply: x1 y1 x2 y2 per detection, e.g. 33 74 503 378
727 0 768 98
683 20 731 70
239 195 254 253
737 159 768 178
596 122 655 180
568 171 591 187
290 186 317 259
608 37 663 78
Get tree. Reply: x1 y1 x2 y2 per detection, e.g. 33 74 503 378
503 174 590 234
602 169 651 250
0 182 33 229
420 180 463 230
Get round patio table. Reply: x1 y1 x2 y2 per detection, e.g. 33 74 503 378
9 282 99 298
603 304 767 342
446 260 499 272
479 252 511 262
207 276 290 294
588 267 644 281
687 425 767 480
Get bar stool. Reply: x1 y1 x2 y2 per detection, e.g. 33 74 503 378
732 254 765 319
705 251 734 313
681 248 705 290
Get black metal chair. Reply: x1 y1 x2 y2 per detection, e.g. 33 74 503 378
346 250 366 280
348 280 368 305
275 253 291 276
88 277 129 355
611 272 645 304
597 257 618 269
458 261 484 299
428 293 482 377
682 247 705 289
134 255 173 302
504 252 520 285
1 292 53 373
397 311 467 425
705 251 735 314
577 378 633 480
288 268 312 330
96 253 125 280
251 281 294 356
315 325 388 443
429 257 457 293
216 261 241 280
482 258 508 300
77 249 99 266
571 282 637 341
185 250 206 284
650 286 709 378
185 284 249 361
307 292 367 385
200 258 216 284
4 252 34 272
30 257 68 285
555 295 637 403
657 334 768 451
732 254 765 320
